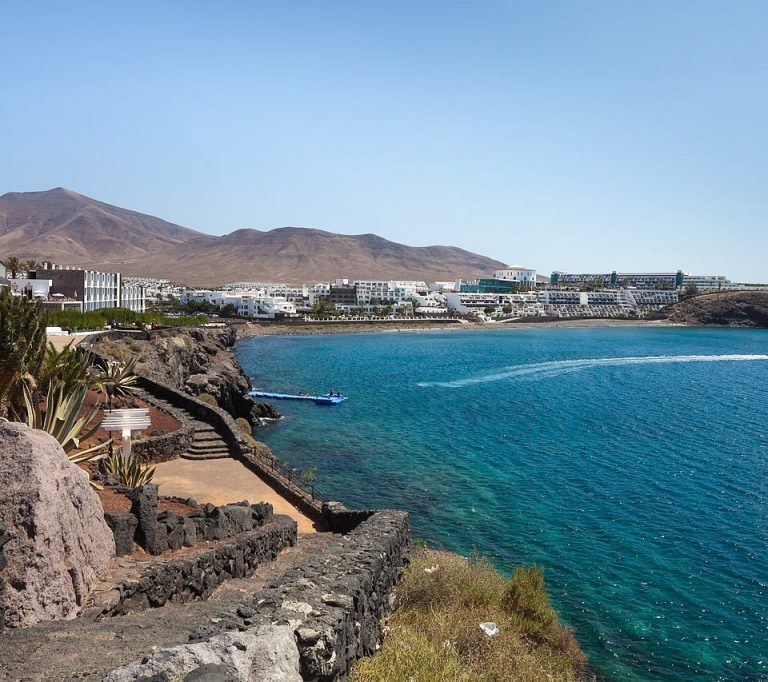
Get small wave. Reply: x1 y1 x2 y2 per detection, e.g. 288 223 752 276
417 354 768 388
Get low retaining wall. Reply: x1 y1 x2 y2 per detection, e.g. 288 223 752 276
103 483 275 557
130 423 195 464
103 509 409 681
99 515 297 618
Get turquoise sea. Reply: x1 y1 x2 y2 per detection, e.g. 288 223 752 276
236 327 768 680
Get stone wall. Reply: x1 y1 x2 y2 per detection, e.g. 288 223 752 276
99 515 297 618
130 423 195 464
103 483 276 556
103 509 409 681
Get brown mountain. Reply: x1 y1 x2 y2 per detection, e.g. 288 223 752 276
0 188 505 285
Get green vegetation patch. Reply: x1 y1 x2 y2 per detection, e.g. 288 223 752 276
352 549 587 682
45 307 207 331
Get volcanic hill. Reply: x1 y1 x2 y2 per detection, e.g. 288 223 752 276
0 188 504 285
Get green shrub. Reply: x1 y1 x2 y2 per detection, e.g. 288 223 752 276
45 307 208 331
501 565 556 625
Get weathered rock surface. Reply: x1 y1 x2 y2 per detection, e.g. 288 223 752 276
102 625 302 681
666 291 768 327
0 423 115 628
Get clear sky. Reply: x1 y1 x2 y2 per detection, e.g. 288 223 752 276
2 1 766 281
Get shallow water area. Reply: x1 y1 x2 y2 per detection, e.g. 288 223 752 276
237 327 768 680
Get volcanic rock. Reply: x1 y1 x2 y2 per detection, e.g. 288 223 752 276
0 422 115 628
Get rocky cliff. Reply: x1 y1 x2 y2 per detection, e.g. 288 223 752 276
90 327 280 426
666 291 768 327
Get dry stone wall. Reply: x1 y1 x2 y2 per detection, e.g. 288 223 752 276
99 515 297 618
104 509 409 681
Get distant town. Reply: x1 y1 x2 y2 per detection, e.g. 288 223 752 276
2 256 766 325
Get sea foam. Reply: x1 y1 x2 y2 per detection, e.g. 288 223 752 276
417 354 768 388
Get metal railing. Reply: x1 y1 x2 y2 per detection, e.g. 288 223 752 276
251 448 328 504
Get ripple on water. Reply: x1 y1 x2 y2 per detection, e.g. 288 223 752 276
240 327 768 681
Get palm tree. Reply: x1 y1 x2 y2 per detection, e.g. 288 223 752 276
24 259 40 275
37 343 94 396
1 255 22 278
0 290 47 418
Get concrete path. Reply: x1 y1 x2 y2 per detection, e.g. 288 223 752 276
153 457 317 533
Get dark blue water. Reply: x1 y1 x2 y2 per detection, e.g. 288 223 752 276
237 327 768 680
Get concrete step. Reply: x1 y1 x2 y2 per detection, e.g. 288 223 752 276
181 451 232 460
189 439 229 450
193 432 226 444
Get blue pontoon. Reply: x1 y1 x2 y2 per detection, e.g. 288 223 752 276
249 390 348 406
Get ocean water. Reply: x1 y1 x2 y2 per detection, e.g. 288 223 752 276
237 327 768 680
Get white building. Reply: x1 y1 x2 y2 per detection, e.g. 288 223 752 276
353 280 426 305
494 266 537 287
25 267 146 313
180 290 226 307
9 278 53 300
119 283 147 313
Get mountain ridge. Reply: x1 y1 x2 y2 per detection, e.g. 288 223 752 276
0 188 506 285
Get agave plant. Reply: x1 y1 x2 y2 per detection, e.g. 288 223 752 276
18 379 108 463
100 451 155 488
93 357 140 408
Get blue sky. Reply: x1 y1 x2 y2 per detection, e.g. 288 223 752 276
2 1 766 281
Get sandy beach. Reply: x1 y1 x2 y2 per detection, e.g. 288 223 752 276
236 317 680 338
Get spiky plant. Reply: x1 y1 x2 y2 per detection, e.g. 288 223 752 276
0 290 47 418
18 379 108 463
93 357 140 407
100 451 155 488
37 343 95 396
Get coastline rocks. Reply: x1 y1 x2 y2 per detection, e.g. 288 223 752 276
92 327 280 426
0 422 115 628
666 291 768 327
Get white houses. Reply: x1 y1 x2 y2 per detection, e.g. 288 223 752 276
493 266 537 287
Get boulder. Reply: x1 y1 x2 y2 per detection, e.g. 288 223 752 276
104 512 139 556
0 423 115 628
102 625 301 681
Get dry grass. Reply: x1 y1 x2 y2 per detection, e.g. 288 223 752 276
198 393 218 407
351 550 587 682
235 416 258 447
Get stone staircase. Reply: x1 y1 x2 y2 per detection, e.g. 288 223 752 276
185 420 233 460
140 393 235 461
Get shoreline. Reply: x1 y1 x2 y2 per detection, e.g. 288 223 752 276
236 317 684 338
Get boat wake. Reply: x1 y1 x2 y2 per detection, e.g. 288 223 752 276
417 354 768 388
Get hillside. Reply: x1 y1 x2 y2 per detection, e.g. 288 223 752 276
0 188 505 285
666 291 768 327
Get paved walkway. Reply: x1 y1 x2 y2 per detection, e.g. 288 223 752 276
153 458 317 533
0 532 337 681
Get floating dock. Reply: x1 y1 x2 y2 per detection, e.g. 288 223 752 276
249 390 348 405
